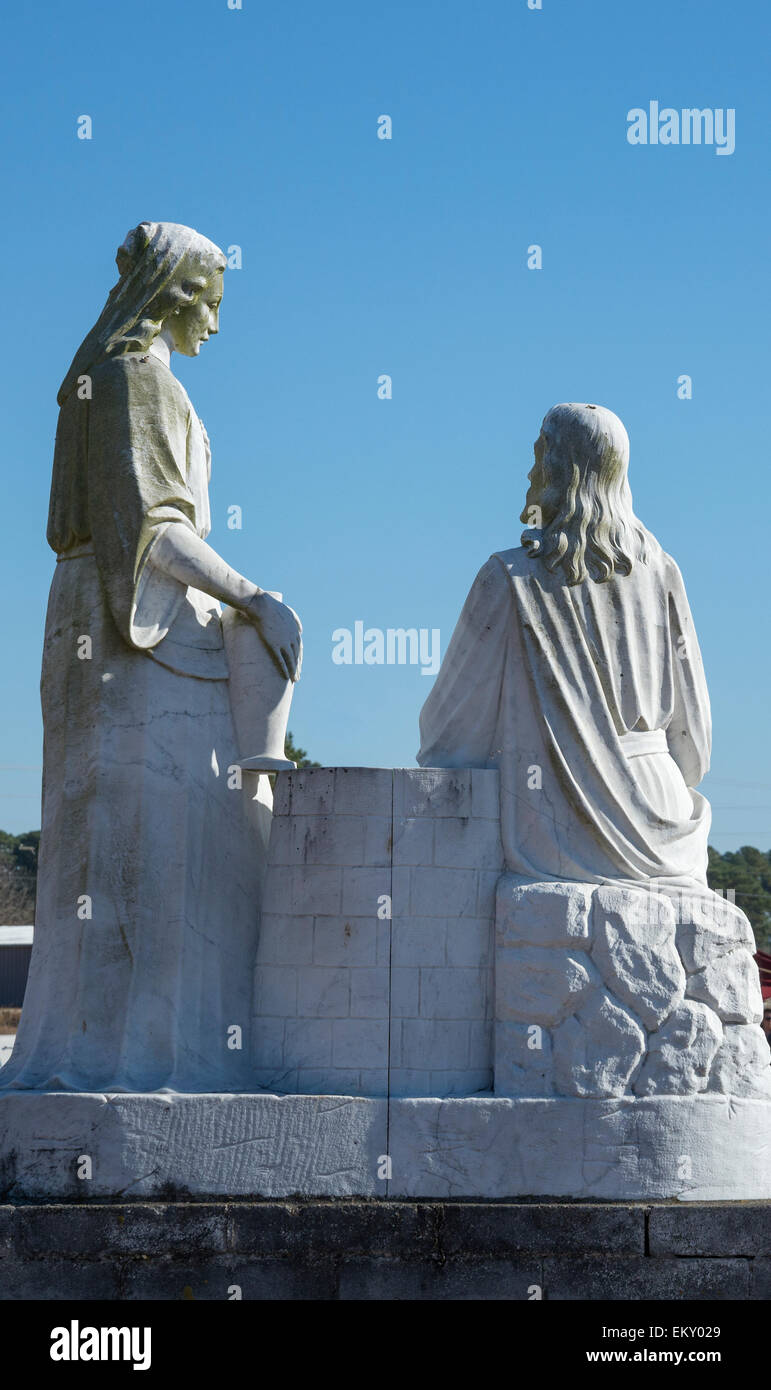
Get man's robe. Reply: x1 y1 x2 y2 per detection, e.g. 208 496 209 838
418 539 711 885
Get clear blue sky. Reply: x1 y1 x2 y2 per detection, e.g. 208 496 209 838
0 0 768 850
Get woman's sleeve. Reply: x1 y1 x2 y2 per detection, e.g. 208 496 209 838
87 357 198 650
665 558 712 788
417 556 510 768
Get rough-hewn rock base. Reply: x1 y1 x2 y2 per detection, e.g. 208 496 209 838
0 1200 769 1300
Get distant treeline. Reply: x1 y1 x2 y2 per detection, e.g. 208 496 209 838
706 845 771 950
0 828 39 925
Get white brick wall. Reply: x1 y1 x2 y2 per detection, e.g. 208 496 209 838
253 767 503 1097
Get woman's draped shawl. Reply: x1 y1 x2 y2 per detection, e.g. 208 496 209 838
417 543 712 884
47 354 220 667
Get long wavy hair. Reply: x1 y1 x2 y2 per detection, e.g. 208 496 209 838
520 403 649 585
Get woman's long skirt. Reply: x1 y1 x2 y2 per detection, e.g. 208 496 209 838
1 554 265 1092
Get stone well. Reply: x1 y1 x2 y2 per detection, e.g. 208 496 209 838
252 766 503 1097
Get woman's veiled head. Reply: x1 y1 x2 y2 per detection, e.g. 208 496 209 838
520 402 648 585
57 222 227 403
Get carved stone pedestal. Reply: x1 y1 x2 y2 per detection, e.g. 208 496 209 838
1 1090 768 1202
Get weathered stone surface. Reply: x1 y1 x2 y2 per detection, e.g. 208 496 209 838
227 1201 438 1258
494 1021 553 1097
496 947 599 1026
0 1258 122 1301
0 1199 643 1265
706 1024 771 1098
553 990 646 1098
393 768 472 820
673 888 756 972
419 968 488 1020
3 1203 229 1258
542 1255 751 1301
686 948 763 1024
649 1203 771 1257
751 1260 771 1300
385 1095 771 1200
283 767 336 818
122 1256 339 1301
1 1093 770 1200
437 1202 645 1255
0 1093 387 1200
495 877 593 948
433 815 504 870
3 1200 769 1302
634 1002 722 1096
332 767 393 818
244 768 503 1099
590 884 684 1030
397 1019 470 1070
337 1256 540 1301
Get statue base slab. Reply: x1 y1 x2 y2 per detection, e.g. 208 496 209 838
1 1091 768 1202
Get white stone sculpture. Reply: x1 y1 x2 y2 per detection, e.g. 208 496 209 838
2 360 767 1201
419 403 710 884
1 222 302 1093
418 403 770 1109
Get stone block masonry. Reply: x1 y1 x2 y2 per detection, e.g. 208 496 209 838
0 1199 768 1301
254 768 503 1097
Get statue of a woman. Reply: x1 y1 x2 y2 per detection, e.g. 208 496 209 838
2 222 302 1092
418 402 712 887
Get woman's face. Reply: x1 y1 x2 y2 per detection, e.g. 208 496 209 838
167 270 224 356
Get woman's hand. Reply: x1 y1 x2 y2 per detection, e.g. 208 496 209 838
145 528 303 680
244 590 303 682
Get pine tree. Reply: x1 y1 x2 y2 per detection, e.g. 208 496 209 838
284 731 321 769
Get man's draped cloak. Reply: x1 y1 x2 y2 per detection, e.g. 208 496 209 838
418 542 711 886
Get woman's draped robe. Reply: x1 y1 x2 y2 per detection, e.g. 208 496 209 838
3 354 268 1092
418 543 712 886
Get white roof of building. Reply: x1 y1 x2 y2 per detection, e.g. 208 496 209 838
0 926 33 946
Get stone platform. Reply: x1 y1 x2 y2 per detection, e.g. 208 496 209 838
0 1198 768 1300
3 768 768 1212
1 1091 768 1202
